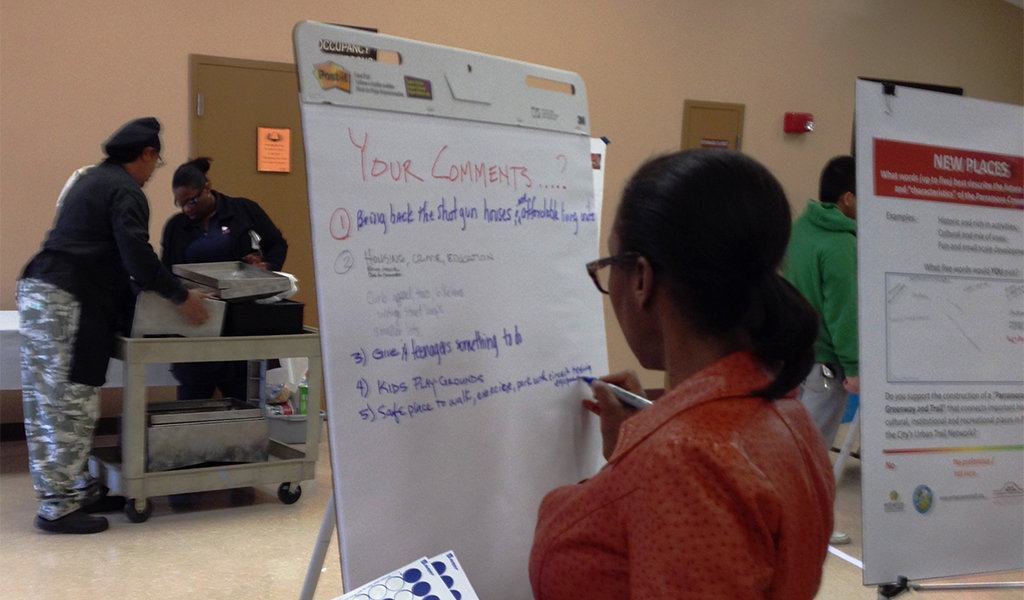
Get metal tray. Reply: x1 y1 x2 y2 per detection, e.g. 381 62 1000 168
148 398 262 426
145 416 269 472
131 291 226 338
172 262 291 300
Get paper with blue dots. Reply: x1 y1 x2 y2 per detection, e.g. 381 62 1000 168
332 551 478 600
426 551 479 600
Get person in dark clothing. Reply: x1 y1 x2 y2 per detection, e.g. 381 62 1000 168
162 158 288 272
162 157 289 401
17 117 209 534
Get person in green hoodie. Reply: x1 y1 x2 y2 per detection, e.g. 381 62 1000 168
785 155 858 450
785 155 857 547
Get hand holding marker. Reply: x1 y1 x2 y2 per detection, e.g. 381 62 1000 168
579 376 653 410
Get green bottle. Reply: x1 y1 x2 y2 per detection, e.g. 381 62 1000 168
298 378 308 415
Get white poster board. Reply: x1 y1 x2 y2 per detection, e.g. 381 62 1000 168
856 80 1024 585
293 23 606 599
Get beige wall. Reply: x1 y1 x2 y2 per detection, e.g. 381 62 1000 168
2 0 1022 391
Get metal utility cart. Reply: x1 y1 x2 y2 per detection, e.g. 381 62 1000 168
88 328 322 523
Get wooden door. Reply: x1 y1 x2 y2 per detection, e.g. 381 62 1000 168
189 54 318 328
681 100 745 151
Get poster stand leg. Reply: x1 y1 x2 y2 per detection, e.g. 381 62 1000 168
877 577 910 599
877 575 1024 598
299 492 336 600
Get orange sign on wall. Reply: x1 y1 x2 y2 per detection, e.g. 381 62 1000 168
258 127 291 173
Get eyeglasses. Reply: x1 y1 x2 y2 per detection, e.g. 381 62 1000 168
175 188 204 210
155 154 165 168
585 252 640 294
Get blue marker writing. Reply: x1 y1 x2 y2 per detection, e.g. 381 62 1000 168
579 376 653 410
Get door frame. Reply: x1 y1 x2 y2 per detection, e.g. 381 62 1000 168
681 99 746 151
188 54 299 153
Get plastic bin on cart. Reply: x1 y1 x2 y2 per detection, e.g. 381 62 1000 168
264 409 326 445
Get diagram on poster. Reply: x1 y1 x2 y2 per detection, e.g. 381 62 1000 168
886 273 1024 383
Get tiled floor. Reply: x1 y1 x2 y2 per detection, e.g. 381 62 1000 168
0 425 1020 599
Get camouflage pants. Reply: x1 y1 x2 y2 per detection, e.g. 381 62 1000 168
17 278 103 520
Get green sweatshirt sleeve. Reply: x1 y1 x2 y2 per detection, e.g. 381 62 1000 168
819 234 858 376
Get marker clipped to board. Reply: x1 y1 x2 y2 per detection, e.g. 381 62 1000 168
579 376 653 410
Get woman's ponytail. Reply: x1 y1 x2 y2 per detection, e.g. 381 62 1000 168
171 157 213 190
744 274 818 399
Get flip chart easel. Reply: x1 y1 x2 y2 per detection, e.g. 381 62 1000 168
297 137 610 600
293 23 607 599
855 79 1024 595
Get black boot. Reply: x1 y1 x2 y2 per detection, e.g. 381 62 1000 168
35 511 108 534
82 494 127 514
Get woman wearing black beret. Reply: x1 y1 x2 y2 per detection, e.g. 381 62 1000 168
17 117 209 534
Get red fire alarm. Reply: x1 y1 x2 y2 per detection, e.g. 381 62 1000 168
784 112 814 133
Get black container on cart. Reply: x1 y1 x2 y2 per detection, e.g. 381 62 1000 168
223 300 304 336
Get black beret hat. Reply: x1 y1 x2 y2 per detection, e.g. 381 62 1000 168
103 117 161 160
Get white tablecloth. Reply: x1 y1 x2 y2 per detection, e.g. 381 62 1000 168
1 310 177 390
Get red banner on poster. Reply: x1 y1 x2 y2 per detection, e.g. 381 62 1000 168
874 138 1023 210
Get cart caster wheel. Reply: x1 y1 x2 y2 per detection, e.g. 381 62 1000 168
125 499 152 523
277 483 301 505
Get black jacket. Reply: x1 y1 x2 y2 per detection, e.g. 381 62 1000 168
160 191 288 272
21 160 188 386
